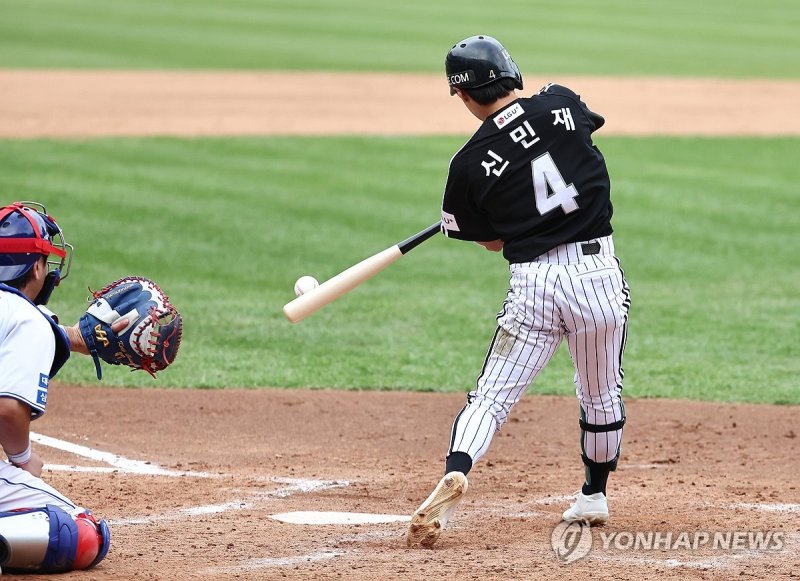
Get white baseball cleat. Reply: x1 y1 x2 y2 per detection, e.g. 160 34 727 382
407 471 468 548
562 491 609 525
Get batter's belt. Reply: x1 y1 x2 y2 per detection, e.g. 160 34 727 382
513 235 615 266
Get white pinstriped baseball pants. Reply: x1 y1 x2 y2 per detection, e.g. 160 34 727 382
449 235 630 467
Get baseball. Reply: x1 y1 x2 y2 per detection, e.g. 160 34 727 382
293 275 319 297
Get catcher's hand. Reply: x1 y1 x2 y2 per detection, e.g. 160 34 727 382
78 276 182 379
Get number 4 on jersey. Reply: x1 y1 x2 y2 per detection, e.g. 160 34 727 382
531 152 579 215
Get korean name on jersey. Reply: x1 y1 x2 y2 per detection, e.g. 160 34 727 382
441 84 613 263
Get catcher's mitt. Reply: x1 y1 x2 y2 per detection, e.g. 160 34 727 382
78 276 182 379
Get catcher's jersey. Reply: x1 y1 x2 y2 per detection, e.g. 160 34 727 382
0 285 70 418
441 83 613 263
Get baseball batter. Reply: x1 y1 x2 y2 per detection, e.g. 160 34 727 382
407 36 631 548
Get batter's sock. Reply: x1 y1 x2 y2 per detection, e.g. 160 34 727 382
445 452 473 476
582 466 610 496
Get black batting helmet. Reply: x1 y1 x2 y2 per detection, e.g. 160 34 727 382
445 35 523 95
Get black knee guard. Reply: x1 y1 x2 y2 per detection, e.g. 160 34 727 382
579 409 626 494
579 416 626 470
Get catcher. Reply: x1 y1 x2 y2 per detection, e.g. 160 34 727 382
0 201 181 573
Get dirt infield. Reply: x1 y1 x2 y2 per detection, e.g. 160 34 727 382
31 386 800 580
2 71 800 138
4 71 799 579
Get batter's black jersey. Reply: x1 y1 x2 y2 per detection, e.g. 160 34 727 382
441 83 613 263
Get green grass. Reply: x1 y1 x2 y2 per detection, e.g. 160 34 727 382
0 0 798 77
0 136 797 404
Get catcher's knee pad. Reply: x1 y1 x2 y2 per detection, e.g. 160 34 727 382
73 510 111 570
0 505 110 573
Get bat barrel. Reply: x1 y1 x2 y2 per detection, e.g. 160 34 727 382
283 246 403 323
283 220 441 324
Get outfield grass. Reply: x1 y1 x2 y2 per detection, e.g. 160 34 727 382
0 136 797 404
0 0 798 77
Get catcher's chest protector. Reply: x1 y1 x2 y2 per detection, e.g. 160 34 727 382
0 283 70 377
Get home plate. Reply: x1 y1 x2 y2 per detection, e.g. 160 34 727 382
269 511 411 525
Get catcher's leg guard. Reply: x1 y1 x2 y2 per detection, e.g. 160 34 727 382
83 510 111 569
0 505 110 573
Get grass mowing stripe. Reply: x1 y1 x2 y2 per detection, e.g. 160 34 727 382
0 0 798 76
0 136 797 404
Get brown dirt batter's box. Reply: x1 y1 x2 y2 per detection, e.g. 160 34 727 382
36 385 799 580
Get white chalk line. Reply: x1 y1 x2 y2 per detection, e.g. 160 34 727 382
108 477 349 526
592 551 754 570
32 431 210 477
503 509 549 518
503 493 800 517
531 493 576 505
270 476 348 497
729 502 800 513
201 515 411 573
204 551 345 573
112 499 253 526
336 528 405 543
46 464 126 474
270 511 410 525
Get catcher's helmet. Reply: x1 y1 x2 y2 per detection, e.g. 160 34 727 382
0 201 72 288
445 35 523 96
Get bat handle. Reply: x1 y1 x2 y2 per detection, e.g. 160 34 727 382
398 221 441 254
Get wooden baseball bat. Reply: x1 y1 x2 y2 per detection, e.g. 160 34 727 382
283 221 441 323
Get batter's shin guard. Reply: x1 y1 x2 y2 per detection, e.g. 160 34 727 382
581 455 618 496
579 413 626 495
0 505 110 573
